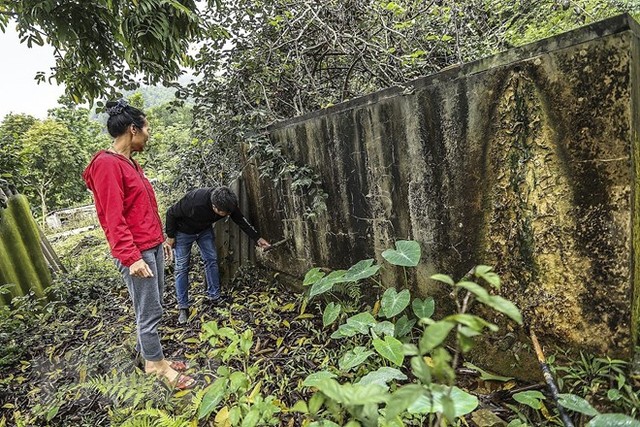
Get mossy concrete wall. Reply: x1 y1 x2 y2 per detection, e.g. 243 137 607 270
214 177 256 284
243 14 640 377
0 195 51 305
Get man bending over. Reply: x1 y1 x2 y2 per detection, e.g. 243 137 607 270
164 186 271 323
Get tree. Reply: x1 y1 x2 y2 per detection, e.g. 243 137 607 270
0 114 36 182
18 120 84 225
0 0 218 104
183 0 640 184
48 97 110 157
135 100 197 203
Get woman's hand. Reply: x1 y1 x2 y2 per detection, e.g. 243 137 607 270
130 259 154 277
163 237 175 263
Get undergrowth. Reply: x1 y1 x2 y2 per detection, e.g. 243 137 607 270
0 232 638 426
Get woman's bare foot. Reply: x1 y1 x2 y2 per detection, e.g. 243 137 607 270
145 359 195 389
145 359 179 381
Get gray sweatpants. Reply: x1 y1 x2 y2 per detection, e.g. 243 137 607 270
115 244 165 361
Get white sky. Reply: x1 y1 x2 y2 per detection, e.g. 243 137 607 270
0 25 65 120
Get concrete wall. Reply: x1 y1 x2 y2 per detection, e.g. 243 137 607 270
243 14 640 376
214 177 256 284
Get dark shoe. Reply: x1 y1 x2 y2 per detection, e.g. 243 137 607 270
178 308 188 324
207 294 230 305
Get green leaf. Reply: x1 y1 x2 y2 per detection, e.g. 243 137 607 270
229 407 242 425
373 336 405 366
411 356 432 384
381 288 411 318
457 326 481 338
346 312 377 334
228 371 249 392
308 393 325 414
45 405 59 422
323 302 341 327
558 394 599 417
474 265 492 275
303 268 325 286
218 327 238 339
241 409 260 427
463 362 513 382
431 347 454 383
240 329 253 354
309 270 347 298
403 343 420 356
412 297 435 319
607 389 622 401
330 323 359 339
358 367 407 389
229 371 249 393
587 414 640 427
303 371 337 388
198 378 228 419
342 383 389 405
513 391 545 409
407 384 478 417
441 394 456 423
343 259 381 282
291 401 309 413
385 384 426 420
315 379 388 405
430 274 454 286
475 265 501 289
457 332 475 353
455 281 489 300
445 314 498 332
479 295 523 324
382 240 421 266
372 320 395 337
419 321 455 353
338 346 375 371
308 421 341 427
394 315 416 338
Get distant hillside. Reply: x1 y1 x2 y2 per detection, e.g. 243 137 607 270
122 85 184 109
90 83 195 121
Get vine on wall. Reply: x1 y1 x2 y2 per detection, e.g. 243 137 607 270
246 134 327 221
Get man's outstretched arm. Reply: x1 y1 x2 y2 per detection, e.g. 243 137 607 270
229 209 271 249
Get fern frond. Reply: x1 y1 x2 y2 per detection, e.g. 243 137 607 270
135 408 192 427
82 371 156 409
188 386 207 416
116 414 153 427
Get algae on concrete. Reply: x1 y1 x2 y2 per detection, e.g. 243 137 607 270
0 195 51 305
243 14 640 378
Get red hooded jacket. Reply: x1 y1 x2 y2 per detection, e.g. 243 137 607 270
82 150 164 267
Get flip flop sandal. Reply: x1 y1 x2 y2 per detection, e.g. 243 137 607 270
135 353 187 372
173 373 196 390
168 360 188 371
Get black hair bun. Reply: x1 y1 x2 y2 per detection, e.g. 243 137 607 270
106 99 129 116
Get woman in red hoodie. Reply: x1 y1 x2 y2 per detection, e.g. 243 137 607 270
83 99 194 389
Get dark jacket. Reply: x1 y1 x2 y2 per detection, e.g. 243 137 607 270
165 188 260 240
83 150 164 267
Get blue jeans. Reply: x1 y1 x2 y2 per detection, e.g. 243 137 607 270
174 227 220 309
